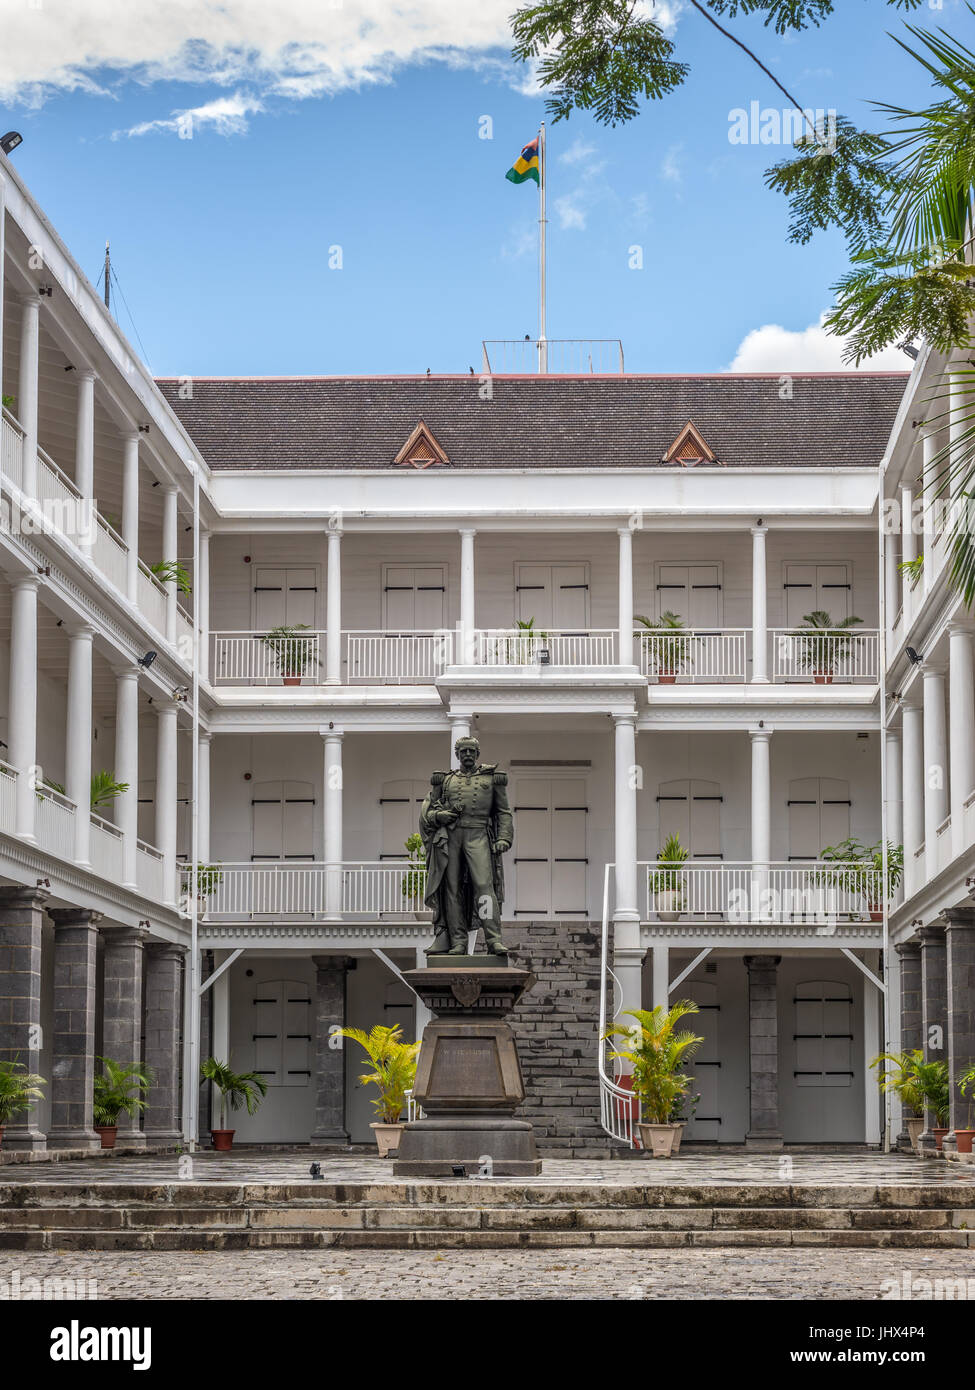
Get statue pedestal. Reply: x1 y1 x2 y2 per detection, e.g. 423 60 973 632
392 964 542 1177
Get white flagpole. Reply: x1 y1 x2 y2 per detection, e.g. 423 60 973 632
538 122 547 374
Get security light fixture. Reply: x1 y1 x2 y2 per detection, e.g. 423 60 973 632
138 650 158 669
36 877 50 889
173 685 189 703
0 131 23 155
906 647 923 666
900 340 919 360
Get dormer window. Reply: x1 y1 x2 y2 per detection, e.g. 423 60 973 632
393 421 450 468
662 420 720 466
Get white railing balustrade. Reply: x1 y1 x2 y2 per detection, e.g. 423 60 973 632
770 628 879 683
35 785 77 860
89 813 124 880
136 840 165 900
211 631 325 686
175 605 195 655
93 514 129 594
0 760 17 832
643 860 885 924
345 631 452 684
1 408 24 490
474 628 616 667
638 628 748 683
137 563 169 635
181 861 421 919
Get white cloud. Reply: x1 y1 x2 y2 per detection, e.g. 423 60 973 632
660 142 683 184
0 1 524 111
726 312 908 373
554 193 588 230
559 138 597 166
114 91 265 139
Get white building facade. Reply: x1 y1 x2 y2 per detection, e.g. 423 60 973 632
0 149 914 1154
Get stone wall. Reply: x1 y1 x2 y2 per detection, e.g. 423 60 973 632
502 921 624 1157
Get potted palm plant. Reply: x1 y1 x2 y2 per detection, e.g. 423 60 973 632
604 1001 704 1158
149 559 192 595
187 863 223 916
792 609 864 683
871 1048 927 1153
916 1059 951 1149
0 1059 45 1149
817 838 903 921
92 1058 154 1148
199 1057 268 1151
649 832 689 922
635 611 693 683
261 624 317 685
335 1024 421 1157
401 833 429 919
955 1064 975 1154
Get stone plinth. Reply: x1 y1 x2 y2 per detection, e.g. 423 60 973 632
392 964 542 1176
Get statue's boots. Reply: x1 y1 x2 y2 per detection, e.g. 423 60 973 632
483 921 508 957
429 929 450 954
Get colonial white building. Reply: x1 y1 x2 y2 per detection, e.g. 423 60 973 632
0 147 928 1156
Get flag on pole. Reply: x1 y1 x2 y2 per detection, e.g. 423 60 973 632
505 137 540 185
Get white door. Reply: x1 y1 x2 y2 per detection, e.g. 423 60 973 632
382 566 446 631
250 980 313 1091
251 780 316 861
656 779 722 857
787 778 851 860
654 564 721 627
380 779 430 859
512 777 588 919
515 564 589 630
784 563 851 626
252 567 318 629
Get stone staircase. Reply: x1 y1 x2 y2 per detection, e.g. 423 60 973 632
3 1180 975 1249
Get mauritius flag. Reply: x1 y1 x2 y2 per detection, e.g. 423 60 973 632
506 137 540 185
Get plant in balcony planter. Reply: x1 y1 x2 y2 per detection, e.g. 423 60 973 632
261 624 318 685
0 1059 45 1150
335 1024 421 1158
401 833 429 920
604 1001 703 1158
92 1058 154 1149
186 862 224 916
510 616 550 663
816 837 903 922
648 832 689 922
898 554 924 591
89 770 129 811
199 1057 268 1152
635 611 692 683
871 1048 927 1153
149 559 192 595
792 609 864 683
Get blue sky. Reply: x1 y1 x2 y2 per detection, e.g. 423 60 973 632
0 0 956 376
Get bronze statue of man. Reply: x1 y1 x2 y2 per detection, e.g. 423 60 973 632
419 736 513 956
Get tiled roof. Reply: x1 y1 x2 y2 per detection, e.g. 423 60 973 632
155 373 909 471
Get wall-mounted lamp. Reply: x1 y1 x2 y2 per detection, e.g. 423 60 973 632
138 650 158 669
906 647 923 666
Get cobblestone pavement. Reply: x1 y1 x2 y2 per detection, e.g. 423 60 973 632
1 1149 972 1187
1 1247 971 1299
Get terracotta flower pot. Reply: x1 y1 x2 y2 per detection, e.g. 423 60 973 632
94 1125 117 1150
370 1121 405 1158
954 1129 975 1155
282 676 301 687
907 1116 925 1154
211 1129 235 1152
933 1127 949 1151
637 1122 680 1158
657 672 677 685
814 672 834 685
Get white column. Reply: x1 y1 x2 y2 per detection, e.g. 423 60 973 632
323 730 343 919
74 369 95 554
900 484 916 626
922 431 937 599
65 624 93 865
8 576 38 840
651 945 669 1011
459 528 476 664
618 526 634 666
448 713 471 770
122 432 140 602
17 293 40 497
750 525 768 682
325 526 342 684
886 727 903 908
155 700 178 904
198 730 211 862
114 666 140 886
162 485 178 644
199 529 210 682
750 728 772 921
884 528 899 636
863 952 882 1144
949 624 975 859
613 713 639 925
211 952 230 1069
902 701 924 897
922 666 948 881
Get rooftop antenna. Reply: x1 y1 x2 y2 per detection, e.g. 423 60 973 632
103 241 110 312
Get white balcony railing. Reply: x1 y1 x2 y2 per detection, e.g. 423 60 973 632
35 785 77 860
136 840 166 900
770 629 879 683
474 628 617 667
210 631 325 686
1 408 24 489
642 859 885 924
345 630 452 684
0 759 17 829
137 563 169 635
89 813 123 881
638 628 748 683
182 861 424 920
175 604 195 653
